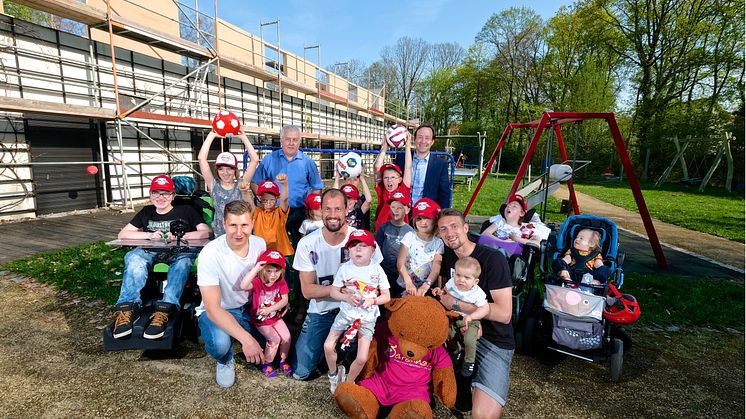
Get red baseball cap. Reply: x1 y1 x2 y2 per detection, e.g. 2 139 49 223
379 163 402 176
412 198 440 219
150 175 175 193
345 229 376 248
257 249 286 269
388 190 410 207
340 184 360 200
304 193 321 210
508 194 527 212
257 180 280 196
215 152 238 169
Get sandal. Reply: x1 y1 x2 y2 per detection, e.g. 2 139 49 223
261 363 278 378
279 361 293 377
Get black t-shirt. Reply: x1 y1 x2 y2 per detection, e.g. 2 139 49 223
346 204 366 230
129 205 204 233
441 243 514 350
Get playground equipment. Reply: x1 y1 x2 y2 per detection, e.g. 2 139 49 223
463 111 667 269
654 134 734 192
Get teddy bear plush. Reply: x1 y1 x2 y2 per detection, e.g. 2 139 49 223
333 296 457 419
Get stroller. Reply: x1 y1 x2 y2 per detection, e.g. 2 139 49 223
521 215 639 382
476 204 548 353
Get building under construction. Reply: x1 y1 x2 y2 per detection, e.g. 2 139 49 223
0 0 406 220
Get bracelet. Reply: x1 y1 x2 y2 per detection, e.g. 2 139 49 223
425 280 433 287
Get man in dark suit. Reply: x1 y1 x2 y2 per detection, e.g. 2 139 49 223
395 124 451 209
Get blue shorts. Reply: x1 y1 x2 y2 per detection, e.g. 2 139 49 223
472 338 514 406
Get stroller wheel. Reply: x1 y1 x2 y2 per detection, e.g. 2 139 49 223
610 338 623 382
521 315 538 356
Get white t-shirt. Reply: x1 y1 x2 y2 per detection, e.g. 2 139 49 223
195 235 267 316
444 277 488 316
488 214 550 241
332 261 389 323
299 219 324 235
397 231 444 288
293 226 383 314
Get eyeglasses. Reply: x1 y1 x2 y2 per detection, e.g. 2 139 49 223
382 176 401 181
150 191 174 198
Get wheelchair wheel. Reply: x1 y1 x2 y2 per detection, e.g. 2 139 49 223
521 315 538 355
609 338 623 382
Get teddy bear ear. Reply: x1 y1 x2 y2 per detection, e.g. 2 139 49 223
384 297 408 313
445 311 461 320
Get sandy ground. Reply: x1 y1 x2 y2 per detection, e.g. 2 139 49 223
0 272 742 418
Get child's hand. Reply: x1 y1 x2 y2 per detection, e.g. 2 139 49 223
239 180 251 192
276 173 288 185
430 287 445 297
362 297 375 309
562 254 572 264
405 282 417 297
593 258 604 269
380 137 389 151
415 283 430 297
258 307 273 317
559 270 571 281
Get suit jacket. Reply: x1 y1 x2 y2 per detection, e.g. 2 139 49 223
395 151 452 209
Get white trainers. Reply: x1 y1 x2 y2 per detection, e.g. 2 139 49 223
336 364 347 386
216 358 235 388
328 371 338 394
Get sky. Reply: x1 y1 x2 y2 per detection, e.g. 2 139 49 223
201 0 574 71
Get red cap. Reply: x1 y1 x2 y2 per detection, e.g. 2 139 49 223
345 229 376 248
508 194 527 212
412 198 440 219
340 184 360 200
150 175 175 193
215 152 238 169
304 193 321 210
379 163 402 176
257 249 286 269
388 190 410 207
257 180 280 196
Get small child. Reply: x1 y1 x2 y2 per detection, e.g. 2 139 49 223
374 191 414 298
335 173 372 230
553 228 611 294
373 132 412 230
482 194 545 246
299 193 323 236
396 198 444 297
240 249 292 378
431 256 489 377
252 175 294 257
323 229 391 394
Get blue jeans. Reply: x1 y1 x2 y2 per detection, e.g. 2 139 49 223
116 247 195 308
198 305 253 365
290 309 338 380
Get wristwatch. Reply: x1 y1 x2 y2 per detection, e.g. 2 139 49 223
451 299 461 312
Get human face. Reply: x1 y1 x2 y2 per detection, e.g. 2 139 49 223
149 190 174 212
260 265 283 286
346 198 357 212
437 215 469 250
573 230 594 252
414 216 435 235
414 126 434 156
382 169 402 192
389 201 408 222
216 165 235 183
504 201 526 224
453 266 479 292
348 241 374 266
223 212 253 249
280 129 301 158
322 194 346 233
259 193 278 211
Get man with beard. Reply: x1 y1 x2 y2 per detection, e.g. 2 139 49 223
290 188 383 381
436 208 513 419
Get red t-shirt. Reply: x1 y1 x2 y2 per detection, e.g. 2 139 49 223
374 183 410 231
248 276 289 327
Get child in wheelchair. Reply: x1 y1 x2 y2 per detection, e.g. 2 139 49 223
552 227 612 295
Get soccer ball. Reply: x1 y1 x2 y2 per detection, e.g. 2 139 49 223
385 124 408 148
337 152 363 179
211 111 241 137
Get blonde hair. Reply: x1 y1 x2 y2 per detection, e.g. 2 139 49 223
577 228 602 251
455 256 482 278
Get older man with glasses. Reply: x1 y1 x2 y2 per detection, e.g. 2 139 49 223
110 175 211 341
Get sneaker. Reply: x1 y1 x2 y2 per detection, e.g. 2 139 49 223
112 302 140 339
262 363 278 378
462 362 475 377
336 364 347 385
328 371 339 394
216 358 235 388
279 361 293 377
143 302 173 340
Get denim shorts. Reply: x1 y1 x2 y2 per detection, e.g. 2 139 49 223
473 338 514 406
330 311 375 340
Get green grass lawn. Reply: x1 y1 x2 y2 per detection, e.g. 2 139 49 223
575 181 745 242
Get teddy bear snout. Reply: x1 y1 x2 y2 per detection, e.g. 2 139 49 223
407 350 415 357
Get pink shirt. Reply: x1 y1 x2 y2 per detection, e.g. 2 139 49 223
248 276 289 327
358 323 452 405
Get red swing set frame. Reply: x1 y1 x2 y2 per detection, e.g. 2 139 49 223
463 111 667 269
